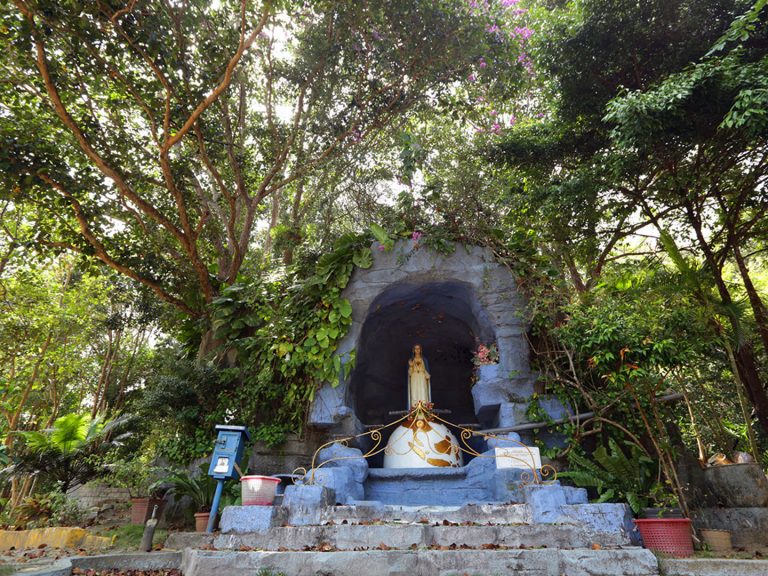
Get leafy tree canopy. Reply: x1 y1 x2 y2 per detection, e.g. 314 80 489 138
0 0 528 318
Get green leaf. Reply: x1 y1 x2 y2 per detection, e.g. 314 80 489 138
338 299 352 318
352 248 373 269
369 223 390 245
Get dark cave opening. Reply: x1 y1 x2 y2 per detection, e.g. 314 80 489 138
350 281 495 428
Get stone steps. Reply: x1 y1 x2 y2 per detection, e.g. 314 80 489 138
211 523 627 551
167 519 633 554
325 503 532 524
180 548 660 576
211 500 636 545
364 467 489 505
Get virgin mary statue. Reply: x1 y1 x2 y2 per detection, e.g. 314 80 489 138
407 344 431 407
383 344 463 468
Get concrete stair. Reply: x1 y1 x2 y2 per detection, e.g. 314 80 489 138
364 467 490 505
321 502 532 524
167 502 634 551
210 523 629 551
164 502 650 575
179 548 660 576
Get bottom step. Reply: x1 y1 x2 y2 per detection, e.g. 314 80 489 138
181 548 659 576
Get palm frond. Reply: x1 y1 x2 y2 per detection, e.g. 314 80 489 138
658 229 698 290
50 413 91 454
714 297 752 348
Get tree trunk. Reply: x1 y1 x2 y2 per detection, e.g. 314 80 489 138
687 207 768 435
732 341 768 435
732 244 768 358
264 190 280 256
283 178 305 265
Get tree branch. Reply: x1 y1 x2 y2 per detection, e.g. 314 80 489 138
38 173 198 316
161 1 270 152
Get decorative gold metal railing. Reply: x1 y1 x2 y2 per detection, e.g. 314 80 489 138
294 401 557 487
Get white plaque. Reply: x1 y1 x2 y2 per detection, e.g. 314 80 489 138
213 456 230 474
494 446 542 470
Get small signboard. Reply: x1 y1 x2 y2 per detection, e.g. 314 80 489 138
213 456 230 475
494 446 542 470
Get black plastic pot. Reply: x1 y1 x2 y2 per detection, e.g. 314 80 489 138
641 507 684 519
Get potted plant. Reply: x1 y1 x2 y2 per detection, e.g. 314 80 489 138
165 467 219 532
105 458 166 524
560 438 657 515
560 438 694 557
629 482 693 557
638 486 684 519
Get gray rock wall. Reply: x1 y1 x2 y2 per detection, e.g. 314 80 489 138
309 241 536 432
66 482 131 510
247 430 326 477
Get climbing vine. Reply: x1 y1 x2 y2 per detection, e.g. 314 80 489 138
207 234 375 440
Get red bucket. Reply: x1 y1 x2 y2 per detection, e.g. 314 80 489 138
634 518 694 557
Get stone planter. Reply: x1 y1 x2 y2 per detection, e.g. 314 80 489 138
476 363 502 381
130 497 164 525
703 463 768 507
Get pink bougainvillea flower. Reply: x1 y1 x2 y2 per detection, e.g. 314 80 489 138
490 123 502 134
501 0 519 6
490 109 498 116
376 244 386 252
412 231 423 241
478 57 488 68
486 24 500 34
468 73 477 82
514 26 534 40
509 115 517 125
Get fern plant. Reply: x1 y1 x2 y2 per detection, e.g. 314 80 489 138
165 465 220 513
560 438 658 514
5 413 130 492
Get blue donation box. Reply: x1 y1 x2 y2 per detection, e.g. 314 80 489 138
208 425 251 480
205 425 250 533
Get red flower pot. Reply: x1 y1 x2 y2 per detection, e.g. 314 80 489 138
130 497 164 525
634 518 694 557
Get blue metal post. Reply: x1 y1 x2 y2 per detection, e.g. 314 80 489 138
206 479 225 533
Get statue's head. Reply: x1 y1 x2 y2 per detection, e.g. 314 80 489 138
413 344 422 357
